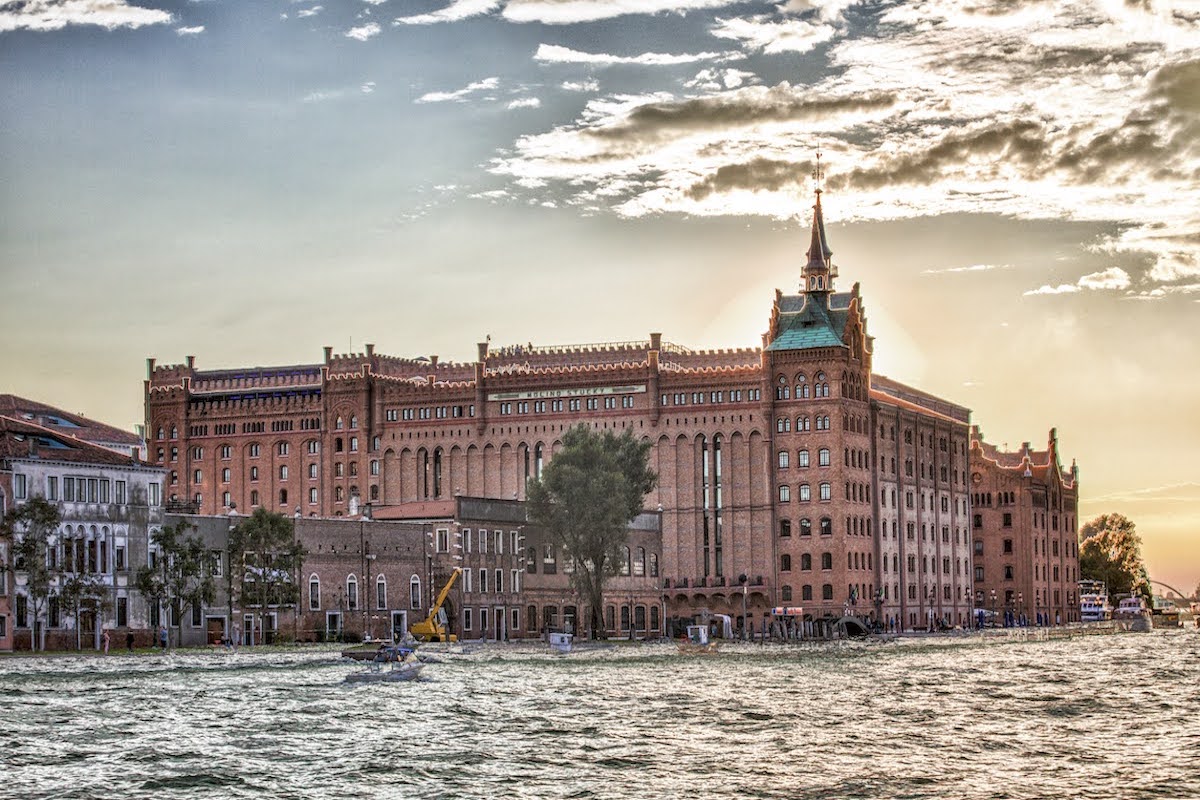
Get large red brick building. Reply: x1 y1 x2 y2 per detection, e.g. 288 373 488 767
145 191 1073 635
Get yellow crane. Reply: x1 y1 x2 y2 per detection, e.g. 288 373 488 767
409 567 462 642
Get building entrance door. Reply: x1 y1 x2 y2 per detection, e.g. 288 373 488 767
206 616 226 645
391 611 407 642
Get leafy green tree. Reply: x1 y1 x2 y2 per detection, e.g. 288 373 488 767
59 573 109 651
1 497 62 651
526 425 657 640
227 509 305 645
135 521 216 648
1079 513 1151 601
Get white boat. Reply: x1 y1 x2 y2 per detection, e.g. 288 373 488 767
548 631 573 655
1079 581 1111 622
1114 596 1152 632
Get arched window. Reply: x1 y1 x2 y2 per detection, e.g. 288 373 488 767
799 483 811 502
335 416 344 430
797 416 810 431
370 484 379 501
794 373 807 398
820 517 832 536
346 575 358 611
778 485 791 502
349 415 357 429
801 553 812 571
779 519 792 537
799 518 812 536
620 546 631 576
335 486 344 502
778 450 790 469
798 449 810 467
819 482 831 501
376 575 387 610
802 584 813 601
780 554 792 572
649 552 659 577
821 552 832 570
819 448 831 467
634 547 646 576
776 417 791 433
308 575 320 611
335 437 344 453
782 585 793 602
409 575 421 609
527 547 538 574
822 584 833 600
776 375 790 400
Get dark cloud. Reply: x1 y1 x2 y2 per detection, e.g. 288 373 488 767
832 119 1047 191
1151 59 1200 115
685 158 806 200
585 86 897 143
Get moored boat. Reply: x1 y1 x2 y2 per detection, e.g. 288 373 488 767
677 624 720 655
1114 596 1152 632
1079 581 1111 623
344 645 425 683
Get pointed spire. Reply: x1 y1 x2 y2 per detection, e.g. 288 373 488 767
801 148 834 294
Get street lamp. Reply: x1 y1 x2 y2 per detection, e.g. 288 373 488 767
990 589 997 628
738 573 748 641
1017 592 1024 627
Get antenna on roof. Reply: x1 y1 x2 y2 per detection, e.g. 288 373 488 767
812 144 825 196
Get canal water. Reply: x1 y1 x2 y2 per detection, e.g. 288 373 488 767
2 630 1197 799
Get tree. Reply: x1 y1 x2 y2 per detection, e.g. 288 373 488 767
526 425 657 640
1079 513 1151 601
227 509 305 645
59 573 109 651
135 521 216 648
1 497 62 651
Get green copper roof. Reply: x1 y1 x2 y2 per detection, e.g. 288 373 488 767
767 295 848 352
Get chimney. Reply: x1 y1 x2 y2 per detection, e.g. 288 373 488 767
365 343 374 357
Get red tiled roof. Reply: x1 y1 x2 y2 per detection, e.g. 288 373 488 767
371 500 457 520
0 415 146 468
0 394 143 447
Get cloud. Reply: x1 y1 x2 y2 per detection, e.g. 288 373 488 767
684 67 757 90
297 6 322 18
1088 482 1200 504
488 0 1200 297
415 77 500 104
0 0 172 32
711 15 837 54
921 264 1011 275
175 24 203 35
394 0 498 25
303 82 378 103
503 0 740 25
344 21 380 40
508 97 541 109
534 43 736 67
561 79 600 92
1024 267 1131 296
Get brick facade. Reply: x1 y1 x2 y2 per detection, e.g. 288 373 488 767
144 193 1077 634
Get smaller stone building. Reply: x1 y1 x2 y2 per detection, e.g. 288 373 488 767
969 427 1081 625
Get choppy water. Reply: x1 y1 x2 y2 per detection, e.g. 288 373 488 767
2 629 1198 799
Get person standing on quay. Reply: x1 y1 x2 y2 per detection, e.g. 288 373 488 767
159 625 168 650
101 629 110 654
126 631 134 652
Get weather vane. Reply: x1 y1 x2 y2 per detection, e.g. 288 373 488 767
812 145 825 195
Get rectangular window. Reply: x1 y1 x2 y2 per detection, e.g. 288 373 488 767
463 529 472 553
494 530 503 555
46 476 58 501
115 480 127 504
464 608 473 632
115 545 126 572
478 569 487 593
149 483 161 507
511 569 521 594
463 569 472 593
191 602 202 627
376 580 386 610
116 597 128 627
479 530 488 554
511 531 519 553
14 474 27 499
436 528 450 553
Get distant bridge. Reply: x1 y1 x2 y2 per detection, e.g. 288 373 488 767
1149 579 1193 601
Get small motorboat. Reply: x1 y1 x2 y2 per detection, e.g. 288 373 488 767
677 624 720 655
344 645 424 683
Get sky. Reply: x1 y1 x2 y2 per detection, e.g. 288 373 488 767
1 0 1198 594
